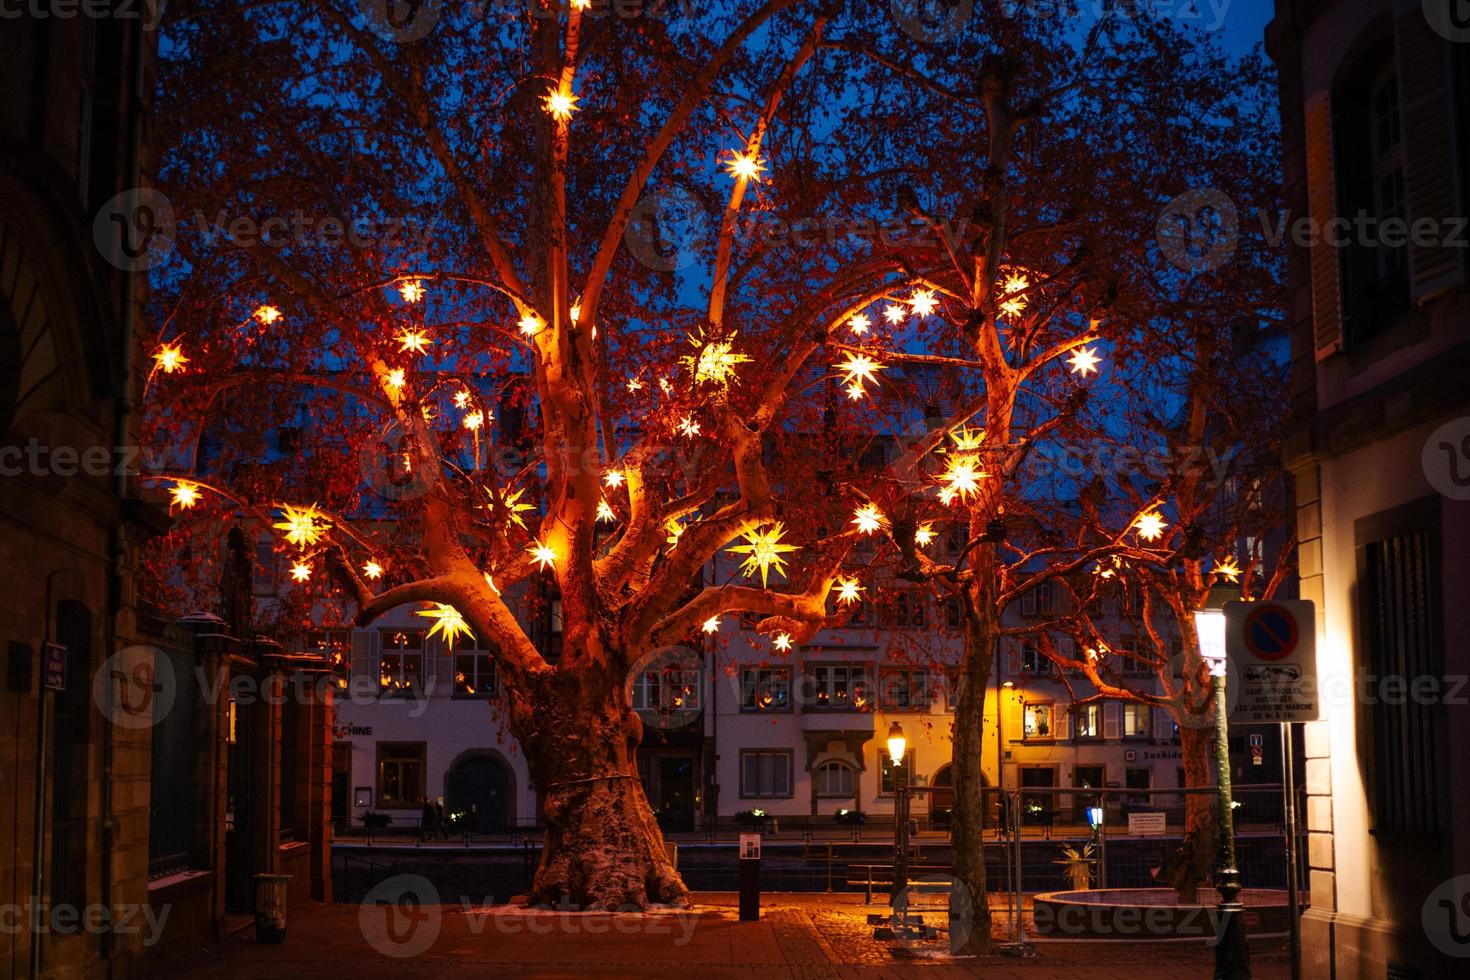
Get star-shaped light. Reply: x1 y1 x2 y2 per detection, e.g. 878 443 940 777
398 280 424 304
254 305 282 325
626 377 644 393
729 522 798 587
527 540 558 571
487 485 536 530
385 368 406 393
362 560 383 580
848 314 871 336
396 328 432 356
851 504 885 535
542 84 580 122
463 410 485 431
772 633 793 652
883 304 907 325
1068 346 1101 377
420 404 436 422
999 273 1030 318
701 616 721 635
909 288 939 318
570 0 591 9
834 577 864 606
152 343 188 374
518 312 544 336
483 571 501 594
845 383 866 401
453 390 472 409
677 415 701 438
603 469 625 489
914 523 936 547
570 301 582 324
273 503 331 550
289 560 312 583
724 150 766 183
836 352 883 392
949 427 985 452
169 480 201 511
664 517 688 548
596 499 617 523
683 329 750 386
416 602 475 651
1214 557 1242 583
942 455 988 502
1134 511 1168 542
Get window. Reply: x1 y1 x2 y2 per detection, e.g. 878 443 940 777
306 628 352 691
632 666 701 712
1122 703 1151 738
253 538 277 596
814 760 855 798
379 629 425 697
807 662 872 711
1358 498 1444 834
376 743 425 807
1125 768 1151 806
944 669 964 712
740 751 792 798
879 750 913 794
1021 582 1055 617
740 666 791 712
943 598 962 630
1021 643 1043 674
893 592 926 629
881 667 931 710
453 643 498 698
1073 765 1105 821
149 643 199 876
1073 703 1104 739
1023 703 1054 740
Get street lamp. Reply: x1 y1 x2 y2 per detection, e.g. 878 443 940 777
1194 582 1249 980
886 721 909 918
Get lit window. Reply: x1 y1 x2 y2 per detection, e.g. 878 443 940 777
740 667 790 712
1073 703 1104 740
808 663 872 710
378 629 425 697
1122 702 1151 737
1023 703 1053 740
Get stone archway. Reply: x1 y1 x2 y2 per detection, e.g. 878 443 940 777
444 750 514 833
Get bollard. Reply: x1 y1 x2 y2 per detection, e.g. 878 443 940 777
738 833 761 921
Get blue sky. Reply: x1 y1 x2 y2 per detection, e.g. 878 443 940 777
1206 0 1275 57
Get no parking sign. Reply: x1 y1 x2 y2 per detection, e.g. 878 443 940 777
1225 600 1319 723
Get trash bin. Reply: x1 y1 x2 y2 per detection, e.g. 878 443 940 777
254 874 291 943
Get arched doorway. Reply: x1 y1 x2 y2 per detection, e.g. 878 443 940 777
928 764 989 829
444 752 512 833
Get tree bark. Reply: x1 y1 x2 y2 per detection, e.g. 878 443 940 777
510 668 689 910
949 605 996 955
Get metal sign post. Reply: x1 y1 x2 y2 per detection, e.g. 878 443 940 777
1282 723 1301 980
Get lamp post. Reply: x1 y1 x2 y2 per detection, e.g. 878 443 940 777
886 721 909 917
1194 582 1249 980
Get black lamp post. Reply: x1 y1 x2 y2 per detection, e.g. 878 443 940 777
1194 582 1250 980
886 721 909 916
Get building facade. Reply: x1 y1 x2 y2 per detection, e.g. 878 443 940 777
1269 0 1469 975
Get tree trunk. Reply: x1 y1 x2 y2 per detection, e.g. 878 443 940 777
949 608 996 955
1174 709 1219 904
511 669 689 910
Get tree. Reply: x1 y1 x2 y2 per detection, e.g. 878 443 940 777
141 0 1278 933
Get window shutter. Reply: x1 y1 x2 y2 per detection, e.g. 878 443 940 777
1103 703 1121 740
1395 11 1465 300
351 629 379 689
1154 706 1174 740
1305 91 1343 360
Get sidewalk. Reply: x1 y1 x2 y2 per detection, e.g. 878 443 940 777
167 892 1293 978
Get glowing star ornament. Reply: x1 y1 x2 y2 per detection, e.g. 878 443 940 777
254 305 283 325
518 312 544 337
701 616 721 635
845 383 866 401
273 503 331 550
169 480 201 511
289 560 312 583
398 280 424 304
1068 346 1101 377
396 328 432 356
542 84 580 122
362 561 384 580
999 273 1030 318
527 540 558 572
1214 557 1242 584
909 288 939 318
152 343 188 374
851 504 885 535
883 304 907 325
848 314 871 336
683 330 750 386
1134 511 1168 542
603 469 625 489
773 633 793 652
385 368 407 394
729 522 798 587
677 416 701 438
834 577 864 606
596 499 617 523
724 150 766 183
914 523 936 547
453 390 472 409
416 603 475 651
482 572 501 595
626 377 644 393
664 517 688 548
488 485 536 530
942 455 988 502
836 352 883 393
463 410 485 432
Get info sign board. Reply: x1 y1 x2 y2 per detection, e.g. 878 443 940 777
1225 600 1319 723
1128 812 1167 837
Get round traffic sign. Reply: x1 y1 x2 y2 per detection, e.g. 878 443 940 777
1242 604 1299 661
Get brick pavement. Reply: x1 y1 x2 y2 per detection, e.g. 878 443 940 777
165 892 1293 978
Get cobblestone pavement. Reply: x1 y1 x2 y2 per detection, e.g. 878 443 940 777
167 892 1292 978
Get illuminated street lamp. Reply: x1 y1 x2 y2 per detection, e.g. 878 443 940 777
886 721 910 916
1194 582 1249 980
